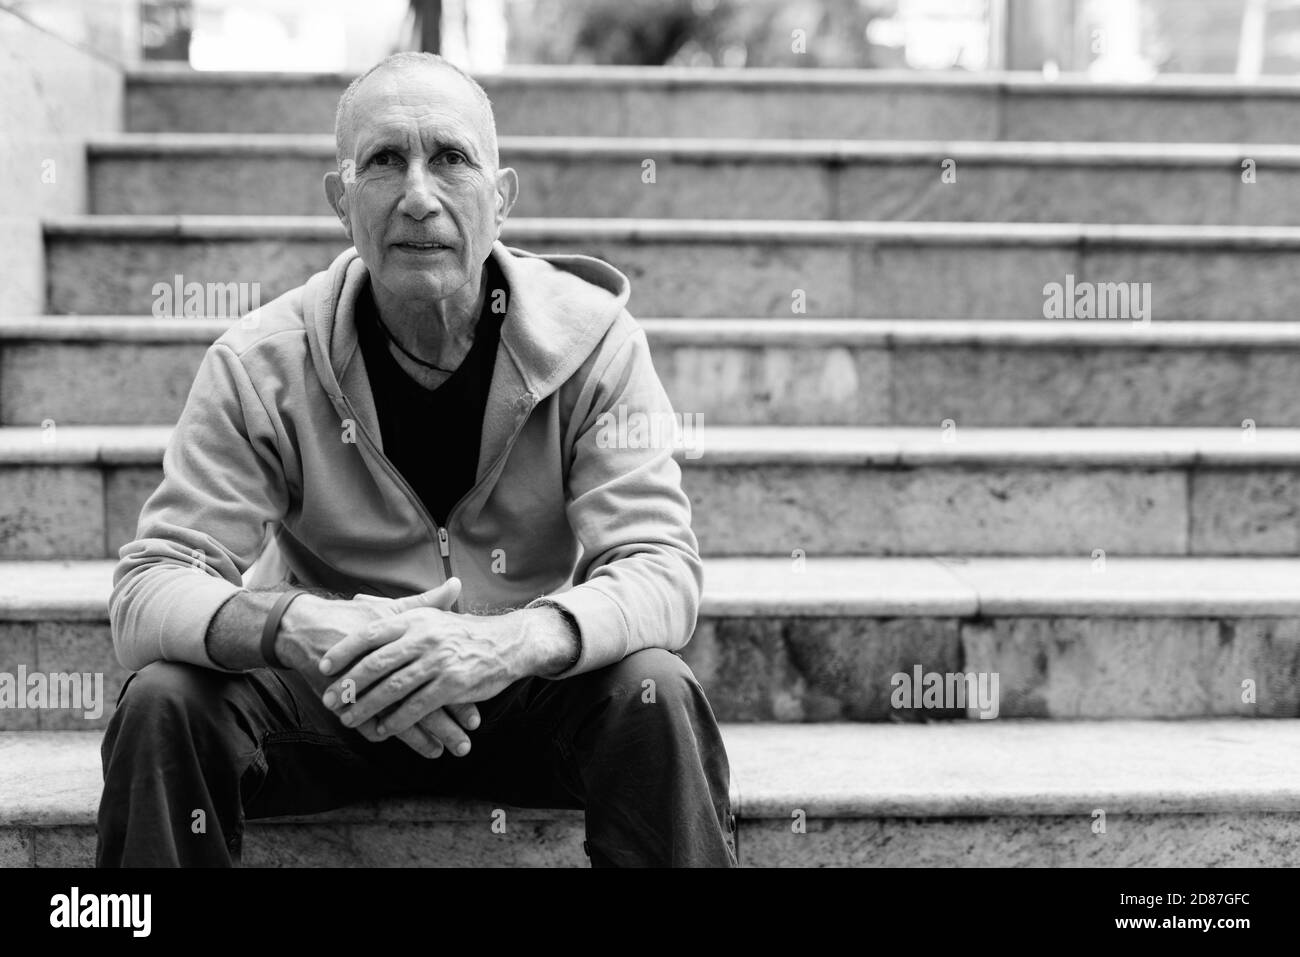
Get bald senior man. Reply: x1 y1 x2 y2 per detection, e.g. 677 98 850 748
96 52 736 868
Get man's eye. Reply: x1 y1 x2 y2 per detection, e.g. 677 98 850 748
439 151 467 165
371 150 400 167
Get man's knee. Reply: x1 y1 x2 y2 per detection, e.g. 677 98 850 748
116 661 224 719
594 648 699 707
106 661 261 755
576 648 723 748
572 650 733 843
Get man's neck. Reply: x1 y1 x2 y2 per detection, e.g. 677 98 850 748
371 267 489 373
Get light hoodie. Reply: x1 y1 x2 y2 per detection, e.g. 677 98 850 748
109 242 703 678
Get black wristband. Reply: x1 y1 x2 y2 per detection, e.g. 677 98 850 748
261 590 305 669
533 600 581 677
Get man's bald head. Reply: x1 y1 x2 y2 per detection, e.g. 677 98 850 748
333 52 498 172
323 50 519 322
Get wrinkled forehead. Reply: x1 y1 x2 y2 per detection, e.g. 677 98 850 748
339 65 493 161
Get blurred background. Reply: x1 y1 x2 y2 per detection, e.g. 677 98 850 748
8 0 1300 78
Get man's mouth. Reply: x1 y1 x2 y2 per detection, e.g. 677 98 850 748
394 241 450 252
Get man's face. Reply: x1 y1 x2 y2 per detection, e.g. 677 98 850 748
326 66 516 306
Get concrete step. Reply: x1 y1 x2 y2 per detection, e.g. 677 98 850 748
5 721 1298 866
88 135 1300 225
2 425 1299 559
9 316 1300 428
125 66 1300 143
43 216 1300 320
2 556 1297 730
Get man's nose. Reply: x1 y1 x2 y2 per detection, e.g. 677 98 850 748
397 164 444 219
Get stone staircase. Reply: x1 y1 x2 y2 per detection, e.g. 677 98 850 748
3 66 1300 867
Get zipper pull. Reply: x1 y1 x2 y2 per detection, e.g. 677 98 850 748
436 526 450 557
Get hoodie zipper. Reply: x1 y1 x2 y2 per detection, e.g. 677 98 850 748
341 394 455 585
341 391 537 593
440 391 537 546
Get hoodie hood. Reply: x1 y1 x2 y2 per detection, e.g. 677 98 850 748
302 240 632 417
298 241 631 487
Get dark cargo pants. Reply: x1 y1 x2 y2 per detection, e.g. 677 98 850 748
96 647 736 867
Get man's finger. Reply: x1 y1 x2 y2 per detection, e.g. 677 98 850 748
402 705 471 757
336 657 433 727
319 615 406 677
353 712 457 760
447 702 481 732
396 724 444 759
388 577 461 615
352 717 382 742
374 679 459 746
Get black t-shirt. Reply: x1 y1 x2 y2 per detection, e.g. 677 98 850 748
355 260 507 527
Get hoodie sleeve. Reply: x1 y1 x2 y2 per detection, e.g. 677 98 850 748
109 342 291 672
526 322 703 678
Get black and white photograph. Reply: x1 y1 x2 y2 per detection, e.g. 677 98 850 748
0 0 1290 925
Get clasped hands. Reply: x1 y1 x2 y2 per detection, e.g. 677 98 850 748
277 578 530 759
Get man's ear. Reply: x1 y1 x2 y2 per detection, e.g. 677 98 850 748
494 167 520 227
323 170 353 240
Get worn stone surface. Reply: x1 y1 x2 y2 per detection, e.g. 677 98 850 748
1000 93 1247 143
13 325 1300 428
0 731 102 826
580 239 854 317
683 617 963 721
701 556 978 617
121 73 1300 145
49 227 1300 322
0 828 33 867
13 812 1300 867
1239 99 1300 147
1 342 204 426
838 162 1244 225
961 616 1300 719
683 465 1187 555
1081 247 1298 322
14 556 1300 724
94 149 1300 226
29 621 124 731
48 232 856 318
891 344 1300 427
94 150 833 219
853 243 1079 320
126 81 342 135
47 236 346 317
614 87 999 140
92 154 334 217
656 344 889 425
515 157 831 221
42 611 1297 728
492 84 627 137
723 720 1300 819
242 820 589 867
0 624 40 731
939 556 1300 616
15 812 1298 867
124 77 632 138
741 812 1300 866
0 466 103 558
0 560 113 619
103 466 163 558
31 825 96 868
1191 469 1300 554
1233 165 1300 227
12 719 1300 865
6 336 887 428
